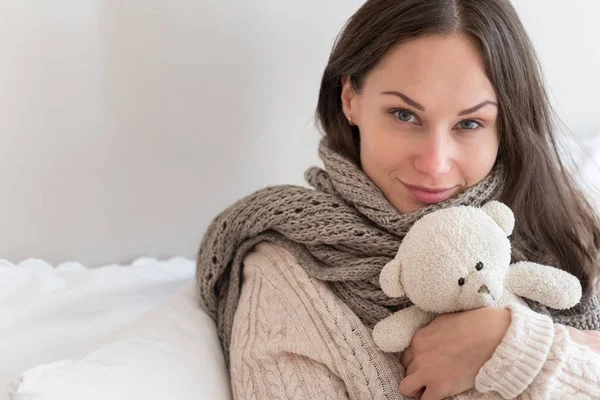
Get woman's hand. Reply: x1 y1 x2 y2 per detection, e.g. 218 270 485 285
399 307 511 400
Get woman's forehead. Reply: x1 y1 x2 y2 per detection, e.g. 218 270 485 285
363 34 497 106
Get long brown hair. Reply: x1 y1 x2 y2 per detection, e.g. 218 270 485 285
316 0 600 295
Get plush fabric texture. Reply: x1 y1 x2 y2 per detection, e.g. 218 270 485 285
373 202 583 354
196 137 505 364
231 242 600 400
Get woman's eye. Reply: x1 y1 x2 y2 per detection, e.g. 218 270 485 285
391 109 418 124
389 109 482 130
458 120 481 130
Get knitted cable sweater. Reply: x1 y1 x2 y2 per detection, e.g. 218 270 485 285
230 242 600 400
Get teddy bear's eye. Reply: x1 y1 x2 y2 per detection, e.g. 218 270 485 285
458 277 466 286
476 262 484 271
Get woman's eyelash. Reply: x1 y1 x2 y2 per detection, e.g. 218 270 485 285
387 108 484 130
389 108 418 123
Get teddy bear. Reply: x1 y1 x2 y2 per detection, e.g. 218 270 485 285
372 201 582 355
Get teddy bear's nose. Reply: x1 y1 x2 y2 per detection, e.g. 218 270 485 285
478 285 490 295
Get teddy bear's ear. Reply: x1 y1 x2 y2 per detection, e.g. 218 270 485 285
379 257 405 298
481 201 515 236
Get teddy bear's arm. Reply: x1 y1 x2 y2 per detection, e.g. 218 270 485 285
372 305 435 353
505 261 582 309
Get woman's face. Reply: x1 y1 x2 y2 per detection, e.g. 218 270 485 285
342 34 499 214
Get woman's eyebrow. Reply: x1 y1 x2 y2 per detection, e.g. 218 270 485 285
380 90 498 116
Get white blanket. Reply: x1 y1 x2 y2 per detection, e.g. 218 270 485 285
0 257 195 400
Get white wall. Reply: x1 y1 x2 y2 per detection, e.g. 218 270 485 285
511 0 600 138
0 0 598 266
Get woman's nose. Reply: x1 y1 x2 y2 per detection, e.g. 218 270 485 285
413 132 452 178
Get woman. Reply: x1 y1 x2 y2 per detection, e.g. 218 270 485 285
197 0 600 398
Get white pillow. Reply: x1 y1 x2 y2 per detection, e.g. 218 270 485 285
8 282 231 400
0 256 196 399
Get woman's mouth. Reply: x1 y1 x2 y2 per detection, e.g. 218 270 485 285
401 182 456 204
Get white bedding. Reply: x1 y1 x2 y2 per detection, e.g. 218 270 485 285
0 257 195 400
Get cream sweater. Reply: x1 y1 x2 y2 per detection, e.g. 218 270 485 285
230 242 600 399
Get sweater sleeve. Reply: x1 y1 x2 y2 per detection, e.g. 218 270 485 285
229 242 406 400
475 302 600 399
525 291 600 331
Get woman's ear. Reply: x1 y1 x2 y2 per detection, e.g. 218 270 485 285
379 257 405 298
341 75 358 125
481 201 515 236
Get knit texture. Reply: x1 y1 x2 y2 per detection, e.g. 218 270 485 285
196 137 600 366
232 243 600 400
231 242 407 400
197 138 504 364
476 302 600 399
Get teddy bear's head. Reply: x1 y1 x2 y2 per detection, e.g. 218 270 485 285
380 201 515 313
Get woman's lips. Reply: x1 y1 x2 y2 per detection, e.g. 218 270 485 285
402 182 456 204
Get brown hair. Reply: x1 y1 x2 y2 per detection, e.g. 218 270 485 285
316 0 600 295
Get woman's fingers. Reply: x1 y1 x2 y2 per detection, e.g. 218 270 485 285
399 372 424 397
405 361 418 377
421 387 447 400
400 346 413 369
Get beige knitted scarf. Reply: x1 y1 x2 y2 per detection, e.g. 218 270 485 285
196 137 508 360
198 138 600 367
